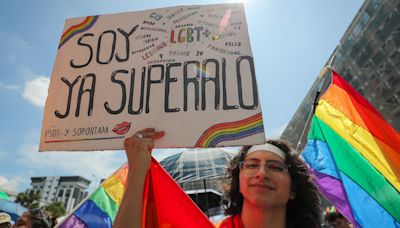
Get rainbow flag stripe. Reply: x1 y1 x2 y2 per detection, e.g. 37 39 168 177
58 16 99 49
302 71 400 227
195 112 264 147
58 159 214 228
58 164 128 228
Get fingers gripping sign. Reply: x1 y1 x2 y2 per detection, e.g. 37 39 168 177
124 128 165 172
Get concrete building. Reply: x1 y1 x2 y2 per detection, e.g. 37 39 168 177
281 0 400 149
29 176 90 212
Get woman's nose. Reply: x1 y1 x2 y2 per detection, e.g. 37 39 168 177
255 165 270 179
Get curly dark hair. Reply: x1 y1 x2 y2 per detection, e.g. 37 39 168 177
29 208 54 228
325 210 345 223
221 139 321 228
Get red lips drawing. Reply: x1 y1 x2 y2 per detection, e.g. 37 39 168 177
112 121 131 135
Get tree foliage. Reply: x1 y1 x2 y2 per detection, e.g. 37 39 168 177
45 201 66 218
15 191 40 209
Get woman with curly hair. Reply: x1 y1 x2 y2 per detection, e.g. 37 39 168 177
114 129 321 228
217 139 321 228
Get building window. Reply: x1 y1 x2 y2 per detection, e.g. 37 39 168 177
66 189 71 198
73 188 79 199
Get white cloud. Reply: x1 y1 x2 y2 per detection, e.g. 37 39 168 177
15 134 126 192
0 176 25 193
0 82 19 90
6 32 28 47
18 66 36 78
15 37 28 46
13 133 194 192
0 31 28 48
22 76 50 107
17 143 125 178
0 32 29 65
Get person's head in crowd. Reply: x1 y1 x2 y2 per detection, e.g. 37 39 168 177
0 212 12 228
12 209 53 228
325 207 352 228
222 139 321 227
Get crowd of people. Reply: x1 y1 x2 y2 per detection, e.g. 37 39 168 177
0 209 54 228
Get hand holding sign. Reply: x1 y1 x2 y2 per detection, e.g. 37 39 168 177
124 128 165 172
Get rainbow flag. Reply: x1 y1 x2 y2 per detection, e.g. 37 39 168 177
58 158 214 228
302 71 400 227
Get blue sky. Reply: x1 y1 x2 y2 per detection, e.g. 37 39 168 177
0 0 363 193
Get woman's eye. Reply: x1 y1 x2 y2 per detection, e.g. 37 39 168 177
245 163 259 169
272 166 283 171
269 164 285 172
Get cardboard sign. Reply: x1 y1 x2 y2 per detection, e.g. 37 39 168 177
40 3 266 151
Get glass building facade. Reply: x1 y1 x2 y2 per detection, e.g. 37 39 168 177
281 0 400 149
160 148 238 217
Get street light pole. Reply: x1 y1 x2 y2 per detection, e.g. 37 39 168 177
203 179 210 217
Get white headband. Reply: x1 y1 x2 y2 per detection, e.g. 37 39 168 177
247 143 286 160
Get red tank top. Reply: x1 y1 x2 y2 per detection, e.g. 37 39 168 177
216 214 244 228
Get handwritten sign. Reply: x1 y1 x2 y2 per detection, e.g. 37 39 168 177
39 3 266 151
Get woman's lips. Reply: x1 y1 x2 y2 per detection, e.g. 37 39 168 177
250 183 276 190
112 121 131 135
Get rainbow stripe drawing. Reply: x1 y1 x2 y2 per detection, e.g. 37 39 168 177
302 70 400 227
58 16 99 49
195 112 264 147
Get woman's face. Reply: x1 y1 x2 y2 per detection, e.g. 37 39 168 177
239 150 292 209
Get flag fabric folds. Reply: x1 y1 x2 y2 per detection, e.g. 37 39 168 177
0 191 10 200
302 70 400 228
58 158 214 228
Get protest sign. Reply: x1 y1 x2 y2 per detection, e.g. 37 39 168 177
40 3 266 151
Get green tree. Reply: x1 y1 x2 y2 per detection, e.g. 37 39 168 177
15 191 40 209
45 201 66 218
